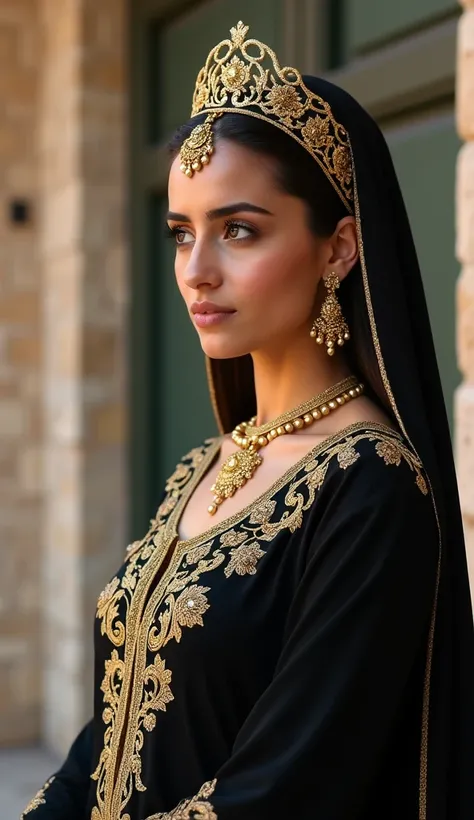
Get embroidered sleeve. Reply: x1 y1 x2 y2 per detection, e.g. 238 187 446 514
146 779 217 819
20 721 93 818
20 777 55 817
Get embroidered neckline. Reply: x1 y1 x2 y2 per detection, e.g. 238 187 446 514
167 421 402 551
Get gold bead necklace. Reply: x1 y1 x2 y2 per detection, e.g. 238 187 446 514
208 375 364 515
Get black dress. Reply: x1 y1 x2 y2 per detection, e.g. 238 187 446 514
21 422 439 819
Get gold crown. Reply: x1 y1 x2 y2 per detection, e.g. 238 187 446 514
179 21 353 212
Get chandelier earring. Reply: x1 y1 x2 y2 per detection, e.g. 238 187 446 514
310 271 350 356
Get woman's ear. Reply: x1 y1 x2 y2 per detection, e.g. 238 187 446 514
327 216 359 281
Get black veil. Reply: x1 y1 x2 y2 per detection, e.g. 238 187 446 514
205 76 474 819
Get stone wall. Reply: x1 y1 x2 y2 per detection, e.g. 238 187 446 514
456 0 474 600
0 0 43 746
39 0 129 755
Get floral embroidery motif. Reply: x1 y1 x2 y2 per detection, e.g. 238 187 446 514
416 474 429 496
172 585 211 639
376 440 402 466
219 528 247 547
249 499 277 525
21 776 55 817
157 496 178 517
373 435 428 494
146 778 218 820
338 443 360 470
305 463 329 489
225 542 266 577
96 577 125 647
187 543 213 564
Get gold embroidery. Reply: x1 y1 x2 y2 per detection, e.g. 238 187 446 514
224 542 266 577
376 439 402 466
92 440 217 820
97 577 125 647
146 778 218 819
21 776 55 817
219 528 247 546
190 21 353 211
374 437 428 494
305 463 329 490
248 499 277 524
416 474 429 496
187 543 213 564
337 443 360 470
94 425 429 820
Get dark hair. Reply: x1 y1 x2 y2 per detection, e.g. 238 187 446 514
169 113 390 415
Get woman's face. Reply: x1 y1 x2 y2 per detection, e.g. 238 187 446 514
167 138 331 360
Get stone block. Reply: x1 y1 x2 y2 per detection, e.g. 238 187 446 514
455 383 474 522
457 9 474 140
0 399 28 437
18 446 43 495
8 334 40 368
0 291 38 324
41 182 81 255
87 402 125 445
457 265 474 380
456 142 474 264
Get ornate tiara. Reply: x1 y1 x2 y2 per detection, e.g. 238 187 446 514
179 21 353 212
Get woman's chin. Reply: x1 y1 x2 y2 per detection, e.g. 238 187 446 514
199 336 252 360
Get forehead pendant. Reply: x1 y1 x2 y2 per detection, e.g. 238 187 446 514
179 112 222 178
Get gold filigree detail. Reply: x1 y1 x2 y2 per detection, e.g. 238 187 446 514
188 20 353 210
266 84 305 122
186 543 213 564
338 444 360 470
179 113 221 178
416 474 429 496
219 528 247 547
97 577 125 647
305 463 329 489
375 438 428 494
230 20 249 46
248 499 277 525
376 440 402 466
21 776 55 817
332 145 351 186
224 541 266 577
301 114 331 149
221 55 250 90
146 779 218 820
157 496 178 517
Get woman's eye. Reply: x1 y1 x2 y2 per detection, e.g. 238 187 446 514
174 228 193 245
224 222 253 241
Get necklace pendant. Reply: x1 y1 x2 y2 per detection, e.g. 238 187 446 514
208 449 263 515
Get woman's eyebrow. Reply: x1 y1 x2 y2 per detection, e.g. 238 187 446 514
166 202 274 222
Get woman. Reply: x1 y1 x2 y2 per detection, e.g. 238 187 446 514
22 20 474 820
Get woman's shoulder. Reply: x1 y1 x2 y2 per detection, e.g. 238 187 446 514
311 421 431 504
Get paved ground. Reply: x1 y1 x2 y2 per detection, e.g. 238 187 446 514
0 747 59 818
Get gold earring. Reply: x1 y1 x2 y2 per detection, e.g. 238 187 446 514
310 272 350 356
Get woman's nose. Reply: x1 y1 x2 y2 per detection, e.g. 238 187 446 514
181 243 223 290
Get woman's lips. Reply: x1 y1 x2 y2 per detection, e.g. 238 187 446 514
193 311 236 328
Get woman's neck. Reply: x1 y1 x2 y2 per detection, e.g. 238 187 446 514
251 338 353 426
